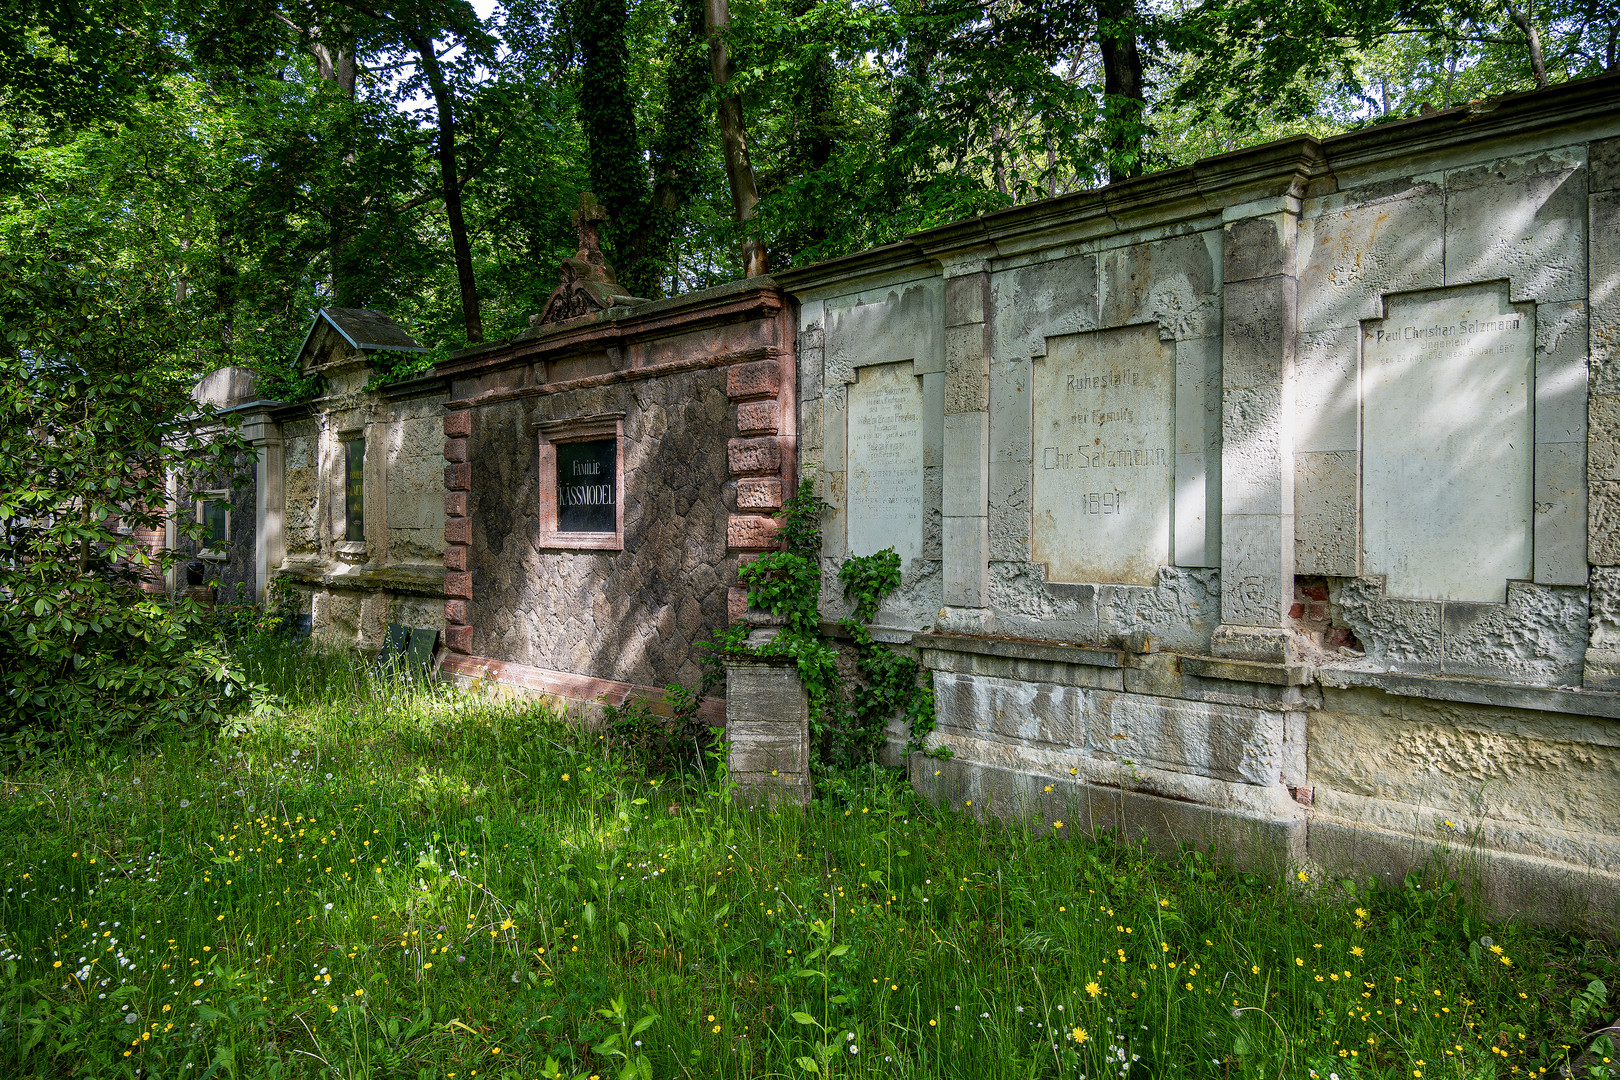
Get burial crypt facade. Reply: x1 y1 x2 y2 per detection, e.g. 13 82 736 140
222 77 1620 927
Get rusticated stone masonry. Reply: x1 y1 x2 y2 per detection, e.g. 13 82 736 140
726 356 796 621
442 407 473 654
431 274 797 710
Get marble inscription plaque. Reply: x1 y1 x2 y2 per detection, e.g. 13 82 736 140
846 361 924 562
1033 325 1174 585
1362 284 1533 603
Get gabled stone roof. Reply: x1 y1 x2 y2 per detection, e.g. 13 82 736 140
295 308 428 365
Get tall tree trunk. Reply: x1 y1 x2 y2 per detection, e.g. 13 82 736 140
217 233 236 358
308 21 359 304
410 33 483 343
576 0 653 291
1097 0 1146 183
1507 0 1549 87
628 0 707 296
703 0 767 277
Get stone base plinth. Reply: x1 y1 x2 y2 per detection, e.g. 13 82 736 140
724 658 811 807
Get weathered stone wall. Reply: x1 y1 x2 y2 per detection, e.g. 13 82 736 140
437 278 794 716
269 324 448 651
174 446 258 602
781 75 1620 927
462 370 734 689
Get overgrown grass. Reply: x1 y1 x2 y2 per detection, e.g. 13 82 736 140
0 638 1614 1079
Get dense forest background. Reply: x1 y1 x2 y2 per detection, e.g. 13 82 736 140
3 0 1618 396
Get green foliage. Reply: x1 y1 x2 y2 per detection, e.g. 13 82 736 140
838 549 939 760
0 247 252 760
0 663 1610 1078
730 479 935 768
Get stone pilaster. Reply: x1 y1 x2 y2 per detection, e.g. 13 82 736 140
940 256 993 617
1214 208 1300 662
1586 134 1620 688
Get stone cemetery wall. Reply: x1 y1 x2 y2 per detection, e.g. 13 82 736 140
779 75 1620 926
167 367 264 602
262 314 449 651
435 278 795 718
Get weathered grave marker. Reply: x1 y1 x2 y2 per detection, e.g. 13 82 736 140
846 361 924 562
1362 284 1533 602
1032 325 1175 585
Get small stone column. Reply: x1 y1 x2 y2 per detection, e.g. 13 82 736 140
240 407 285 604
724 639 811 807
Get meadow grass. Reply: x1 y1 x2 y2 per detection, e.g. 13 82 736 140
0 637 1614 1080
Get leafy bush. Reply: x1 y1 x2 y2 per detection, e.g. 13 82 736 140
0 251 250 760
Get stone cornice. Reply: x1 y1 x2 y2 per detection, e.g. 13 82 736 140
775 73 1620 293
437 277 789 380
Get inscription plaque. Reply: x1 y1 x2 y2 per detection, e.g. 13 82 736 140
846 361 924 562
1362 284 1533 603
556 437 617 532
1033 325 1174 585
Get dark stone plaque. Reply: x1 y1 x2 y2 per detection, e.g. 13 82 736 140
557 438 616 532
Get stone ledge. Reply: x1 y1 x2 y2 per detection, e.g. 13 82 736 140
1315 667 1620 720
912 754 1305 876
1182 656 1314 687
1307 817 1620 929
275 563 445 598
441 654 727 725
914 632 1124 670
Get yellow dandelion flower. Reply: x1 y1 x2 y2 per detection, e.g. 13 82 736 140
1086 981 1102 997
1072 1027 1089 1044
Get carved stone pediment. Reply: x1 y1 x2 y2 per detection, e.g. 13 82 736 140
534 259 642 326
529 193 648 329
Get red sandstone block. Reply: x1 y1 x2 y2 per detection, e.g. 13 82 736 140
444 625 473 653
445 491 468 518
728 514 781 550
445 436 468 463
444 545 467 571
444 410 472 438
445 462 472 491
1327 627 1357 649
1306 601 1329 621
728 587 750 622
728 436 781 476
727 359 780 399
735 400 780 435
445 598 468 625
1301 582 1329 602
736 476 783 509
444 571 473 599
1287 603 1304 619
445 517 471 546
